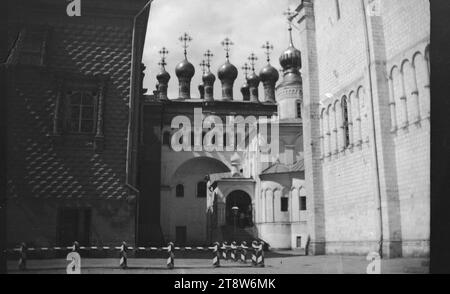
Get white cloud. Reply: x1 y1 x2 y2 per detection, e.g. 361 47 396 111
143 0 300 100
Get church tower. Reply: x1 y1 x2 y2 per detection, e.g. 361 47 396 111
276 16 303 120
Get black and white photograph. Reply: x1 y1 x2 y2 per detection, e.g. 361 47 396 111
1 0 442 279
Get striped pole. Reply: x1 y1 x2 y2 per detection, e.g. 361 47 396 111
167 242 174 269
240 241 247 263
251 241 258 266
221 242 228 261
212 242 220 268
18 242 27 271
231 241 238 262
257 241 265 267
119 242 128 269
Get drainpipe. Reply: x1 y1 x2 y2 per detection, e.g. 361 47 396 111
360 0 384 258
127 0 153 245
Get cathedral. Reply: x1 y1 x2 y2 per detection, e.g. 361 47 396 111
4 0 430 258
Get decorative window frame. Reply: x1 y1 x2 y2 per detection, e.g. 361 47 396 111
50 73 107 153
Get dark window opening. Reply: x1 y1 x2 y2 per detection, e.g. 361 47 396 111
176 184 184 198
300 196 307 211
342 98 350 148
281 197 289 212
57 208 91 246
67 91 96 134
296 100 302 119
197 181 207 198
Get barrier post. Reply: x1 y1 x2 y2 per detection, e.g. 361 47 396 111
257 241 265 267
231 241 238 262
221 242 228 261
167 242 174 269
251 241 258 266
240 241 247 263
212 242 220 268
119 241 128 269
18 242 27 271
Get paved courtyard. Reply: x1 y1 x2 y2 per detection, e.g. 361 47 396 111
7 251 429 274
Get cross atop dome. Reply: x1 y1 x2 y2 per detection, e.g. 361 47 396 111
283 7 298 46
199 60 208 74
241 63 251 78
158 47 169 68
261 41 274 64
221 37 234 61
204 49 214 70
179 33 193 59
248 53 258 72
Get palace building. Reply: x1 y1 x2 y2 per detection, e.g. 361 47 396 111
4 0 430 258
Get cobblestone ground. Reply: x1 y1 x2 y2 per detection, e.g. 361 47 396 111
7 251 429 274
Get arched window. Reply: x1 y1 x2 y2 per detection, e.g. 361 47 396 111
197 181 207 198
163 131 171 145
176 184 184 198
342 98 350 148
296 100 302 119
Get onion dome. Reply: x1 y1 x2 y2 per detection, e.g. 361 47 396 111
279 25 302 71
247 71 260 85
218 61 238 81
157 68 170 84
279 46 302 71
202 70 216 84
260 64 279 83
175 59 195 79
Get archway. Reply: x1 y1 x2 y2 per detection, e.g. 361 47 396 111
226 190 253 228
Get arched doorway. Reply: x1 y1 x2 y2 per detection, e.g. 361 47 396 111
226 191 253 228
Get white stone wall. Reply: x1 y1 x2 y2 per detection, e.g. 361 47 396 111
310 0 430 256
381 0 430 256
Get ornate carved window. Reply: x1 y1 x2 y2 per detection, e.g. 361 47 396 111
51 75 107 152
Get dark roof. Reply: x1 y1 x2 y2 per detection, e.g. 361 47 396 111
260 159 305 175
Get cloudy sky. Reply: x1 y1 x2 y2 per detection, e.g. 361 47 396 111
143 0 300 100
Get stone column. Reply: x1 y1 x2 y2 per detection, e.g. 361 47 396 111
297 0 326 255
